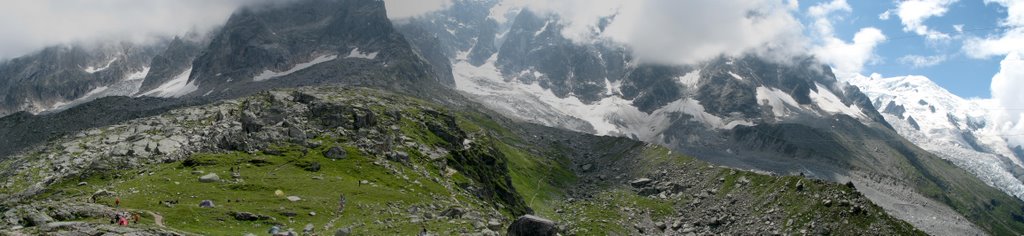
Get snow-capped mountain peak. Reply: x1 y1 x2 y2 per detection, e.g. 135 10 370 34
847 73 1024 200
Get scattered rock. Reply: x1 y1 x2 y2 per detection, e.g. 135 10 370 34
77 182 88 186
26 210 54 226
507 215 557 236
199 200 215 208
335 227 352 236
353 110 377 130
480 229 498 236
304 223 315 234
286 196 302 202
241 111 263 133
288 127 307 141
630 178 653 188
264 149 285 156
581 164 593 172
387 151 409 162
324 146 348 160
292 91 318 104
233 212 269 221
302 161 321 172
440 208 465 219
199 173 220 183
487 219 503 231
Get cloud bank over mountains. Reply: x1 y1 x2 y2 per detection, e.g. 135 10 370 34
0 0 252 59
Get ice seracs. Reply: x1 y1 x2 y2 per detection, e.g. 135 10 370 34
452 51 754 138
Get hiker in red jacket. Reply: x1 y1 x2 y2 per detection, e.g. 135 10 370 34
118 213 128 226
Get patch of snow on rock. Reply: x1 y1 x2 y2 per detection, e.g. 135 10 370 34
728 71 744 81
756 86 800 117
676 70 701 88
345 48 378 60
254 55 338 81
809 83 866 119
139 68 197 98
84 57 118 74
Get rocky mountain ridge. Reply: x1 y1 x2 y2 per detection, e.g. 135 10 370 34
0 42 163 117
398 1 1024 234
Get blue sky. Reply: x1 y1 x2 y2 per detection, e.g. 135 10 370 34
801 0 1007 98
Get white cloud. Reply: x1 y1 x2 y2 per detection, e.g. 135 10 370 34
813 28 887 79
807 0 850 36
899 54 948 68
499 0 806 65
964 0 1024 147
964 0 1024 58
879 10 891 20
0 0 454 60
787 0 800 10
888 0 959 41
383 0 451 19
985 0 1024 27
990 51 1024 146
0 0 258 60
807 0 886 80
808 0 849 18
964 29 1024 58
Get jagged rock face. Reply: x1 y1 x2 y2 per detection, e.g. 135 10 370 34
496 10 630 104
187 0 435 96
393 25 456 86
0 43 162 117
397 0 501 60
137 37 205 93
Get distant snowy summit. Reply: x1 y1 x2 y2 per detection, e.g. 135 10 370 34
847 73 1024 200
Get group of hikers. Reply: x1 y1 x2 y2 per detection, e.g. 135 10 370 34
111 211 140 226
108 197 140 226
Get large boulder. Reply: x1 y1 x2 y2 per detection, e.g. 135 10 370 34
324 146 348 160
507 215 557 236
241 111 263 133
